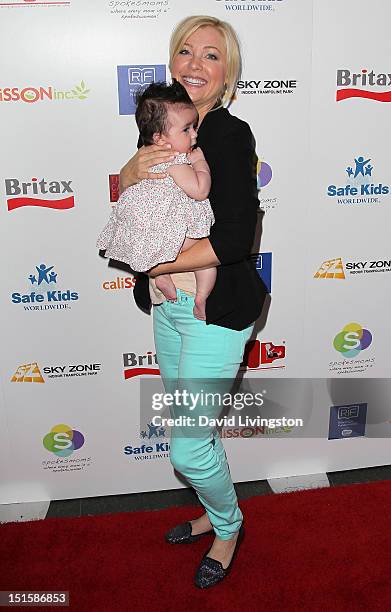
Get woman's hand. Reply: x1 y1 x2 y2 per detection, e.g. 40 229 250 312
119 144 179 193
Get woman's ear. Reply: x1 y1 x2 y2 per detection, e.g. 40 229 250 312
152 132 166 146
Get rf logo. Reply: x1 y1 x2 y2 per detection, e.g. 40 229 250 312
117 64 166 115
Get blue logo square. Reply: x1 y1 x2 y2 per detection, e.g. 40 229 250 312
251 252 272 293
328 403 367 440
117 65 166 115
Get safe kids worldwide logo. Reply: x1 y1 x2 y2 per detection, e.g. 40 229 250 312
327 155 389 205
314 257 391 279
43 424 84 457
123 421 169 461
336 69 391 102
123 351 160 379
0 81 89 104
215 0 285 14
5 176 75 211
333 323 372 359
117 65 166 115
241 339 286 370
11 263 79 311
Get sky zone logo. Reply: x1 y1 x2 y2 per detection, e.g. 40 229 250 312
336 69 391 102
11 362 44 383
117 65 166 115
11 362 101 382
314 258 391 278
241 340 286 370
5 177 75 211
123 351 160 379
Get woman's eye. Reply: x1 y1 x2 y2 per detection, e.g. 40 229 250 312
179 49 190 55
206 53 218 60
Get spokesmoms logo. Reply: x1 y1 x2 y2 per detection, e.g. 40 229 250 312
11 263 79 311
257 159 272 190
336 69 391 102
251 252 272 293
5 177 75 211
0 81 89 103
327 155 389 205
117 65 166 115
241 339 286 370
43 424 85 457
333 323 373 358
123 351 160 379
314 257 391 279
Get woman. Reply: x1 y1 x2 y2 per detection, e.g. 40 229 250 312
120 15 267 588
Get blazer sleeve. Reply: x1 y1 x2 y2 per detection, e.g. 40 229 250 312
208 120 259 266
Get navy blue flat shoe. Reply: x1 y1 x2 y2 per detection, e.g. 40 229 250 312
165 521 213 544
194 524 245 589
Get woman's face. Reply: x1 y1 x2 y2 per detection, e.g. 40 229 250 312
171 26 227 117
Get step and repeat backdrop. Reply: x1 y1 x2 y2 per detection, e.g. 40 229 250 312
1 0 390 504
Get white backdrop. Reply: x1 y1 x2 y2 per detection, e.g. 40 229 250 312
1 0 390 504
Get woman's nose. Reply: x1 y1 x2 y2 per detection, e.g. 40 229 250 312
188 54 202 70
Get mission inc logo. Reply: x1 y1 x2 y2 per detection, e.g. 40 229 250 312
117 65 166 115
327 155 389 205
0 81 89 104
5 176 75 211
11 263 79 311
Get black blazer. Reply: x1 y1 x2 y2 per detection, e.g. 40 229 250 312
133 107 267 331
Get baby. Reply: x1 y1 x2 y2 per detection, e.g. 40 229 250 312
97 80 216 320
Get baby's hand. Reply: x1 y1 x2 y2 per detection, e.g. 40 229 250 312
188 147 206 165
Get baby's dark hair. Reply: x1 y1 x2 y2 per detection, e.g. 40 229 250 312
134 80 196 145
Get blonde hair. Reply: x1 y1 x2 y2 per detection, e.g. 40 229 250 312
169 15 242 109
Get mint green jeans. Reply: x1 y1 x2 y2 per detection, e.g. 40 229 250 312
153 289 254 539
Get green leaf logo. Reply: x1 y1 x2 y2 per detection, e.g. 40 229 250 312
72 80 90 100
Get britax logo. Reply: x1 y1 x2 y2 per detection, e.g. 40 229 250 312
241 340 286 370
336 69 391 102
123 351 160 379
0 81 89 104
5 177 74 211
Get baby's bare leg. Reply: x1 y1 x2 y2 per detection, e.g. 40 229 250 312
154 239 196 302
155 274 177 301
181 238 217 320
193 267 217 320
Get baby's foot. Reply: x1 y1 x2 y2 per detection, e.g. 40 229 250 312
155 275 177 301
193 295 206 320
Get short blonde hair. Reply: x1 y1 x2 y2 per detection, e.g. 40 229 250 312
169 15 242 108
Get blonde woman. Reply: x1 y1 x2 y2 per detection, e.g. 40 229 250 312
119 16 266 588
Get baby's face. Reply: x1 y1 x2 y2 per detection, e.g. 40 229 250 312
163 105 199 154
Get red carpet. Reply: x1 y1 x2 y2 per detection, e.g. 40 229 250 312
1 480 390 611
